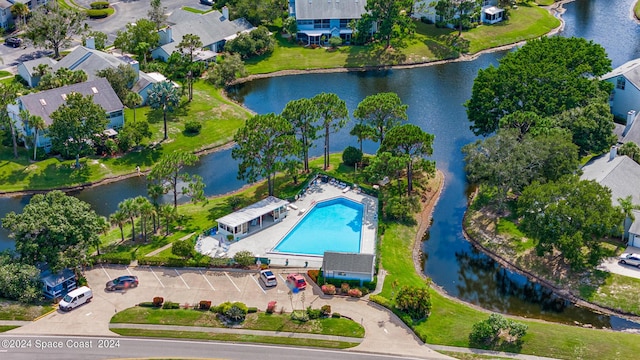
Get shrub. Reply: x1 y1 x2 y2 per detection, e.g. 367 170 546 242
199 300 212 310
86 9 109 18
348 288 363 298
306 307 322 320
342 146 363 166
328 36 342 48
162 301 180 309
233 250 255 267
321 284 336 295
225 302 248 322
247 307 258 313
153 297 164 307
469 314 528 349
94 252 133 265
395 283 432 321
212 301 231 314
320 304 331 317
210 256 231 268
307 269 320 282
90 1 109 9
340 283 350 294
184 119 202 135
291 310 309 322
266 301 277 314
139 302 155 307
172 239 194 259
332 312 341 318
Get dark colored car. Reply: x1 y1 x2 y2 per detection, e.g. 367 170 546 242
5 37 22 48
200 0 214 5
106 275 139 291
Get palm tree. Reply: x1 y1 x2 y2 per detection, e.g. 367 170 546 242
147 81 180 140
124 91 143 123
11 3 29 29
135 196 154 242
147 182 164 232
20 110 45 161
158 203 177 236
109 210 128 243
118 198 139 241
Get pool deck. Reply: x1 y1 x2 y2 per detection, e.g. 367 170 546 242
205 181 378 268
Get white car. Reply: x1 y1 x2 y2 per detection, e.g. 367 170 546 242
619 253 640 267
259 269 277 287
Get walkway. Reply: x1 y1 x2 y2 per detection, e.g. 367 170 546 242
145 232 196 257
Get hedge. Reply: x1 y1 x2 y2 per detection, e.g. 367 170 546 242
87 9 109 18
316 272 377 291
94 252 133 265
90 1 109 9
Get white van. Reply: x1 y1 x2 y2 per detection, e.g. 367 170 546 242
59 286 93 311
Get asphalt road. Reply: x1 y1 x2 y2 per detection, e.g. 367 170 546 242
0 335 434 360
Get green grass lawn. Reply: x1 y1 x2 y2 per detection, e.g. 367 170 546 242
463 4 561 54
0 301 54 321
111 307 364 338
0 325 19 332
110 328 359 349
635 0 640 20
0 81 250 192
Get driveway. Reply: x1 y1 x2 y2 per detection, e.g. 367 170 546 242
8 265 451 359
598 246 640 279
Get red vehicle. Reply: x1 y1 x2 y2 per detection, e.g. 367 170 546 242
286 273 307 291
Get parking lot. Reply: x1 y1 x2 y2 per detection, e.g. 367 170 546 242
10 265 314 336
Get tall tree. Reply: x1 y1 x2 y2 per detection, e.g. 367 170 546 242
20 110 46 161
360 0 415 48
1 191 107 271
48 93 109 168
148 0 167 30
96 64 137 103
232 113 299 196
350 122 375 153
353 92 408 144
135 196 154 242
206 53 247 87
158 203 177 236
148 151 203 209
380 124 435 195
109 209 128 243
37 67 88 90
177 34 204 101
281 98 319 173
465 36 612 136
82 31 108 50
551 101 616 156
0 83 22 158
10 2 29 29
23 3 88 59
518 175 624 270
147 81 181 140
124 91 143 123
114 19 160 64
118 198 139 242
312 93 349 170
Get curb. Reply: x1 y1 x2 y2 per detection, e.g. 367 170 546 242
32 305 58 322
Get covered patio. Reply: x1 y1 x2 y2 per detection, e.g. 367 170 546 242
482 6 505 24
216 196 289 241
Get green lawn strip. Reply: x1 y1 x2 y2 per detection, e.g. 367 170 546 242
375 175 640 359
635 0 640 20
440 351 513 360
0 302 54 321
534 0 555 5
0 326 19 332
463 4 560 54
110 328 358 349
111 307 364 338
0 71 12 77
579 272 640 314
0 81 249 192
182 6 214 14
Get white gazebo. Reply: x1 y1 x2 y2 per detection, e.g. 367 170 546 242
216 196 289 240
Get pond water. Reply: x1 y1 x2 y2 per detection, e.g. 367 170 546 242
1 0 639 329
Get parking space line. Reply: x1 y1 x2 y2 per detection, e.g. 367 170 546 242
175 269 190 289
224 272 241 292
150 267 165 288
126 267 133 275
199 270 215 291
278 273 287 283
250 274 266 294
100 264 112 280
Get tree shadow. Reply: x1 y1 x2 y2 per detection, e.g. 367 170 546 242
26 160 90 189
111 146 162 168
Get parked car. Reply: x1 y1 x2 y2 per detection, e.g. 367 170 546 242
286 273 307 291
5 37 22 48
59 286 93 311
259 269 277 287
619 253 640 267
200 0 214 5
106 275 139 291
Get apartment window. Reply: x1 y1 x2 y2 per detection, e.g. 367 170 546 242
314 19 330 29
339 19 351 29
298 20 312 25
617 77 626 90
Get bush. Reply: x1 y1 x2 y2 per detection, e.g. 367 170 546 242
184 119 202 135
153 297 164 307
233 250 255 267
225 302 248 322
332 312 341 318
320 304 331 317
306 307 322 320
328 36 342 48
342 146 363 166
266 301 277 314
90 1 109 9
469 314 528 349
307 269 320 282
172 239 194 259
94 252 133 265
340 283 350 294
87 9 109 18
247 307 258 313
139 302 155 307
291 310 309 322
348 288 363 298
162 301 180 309
199 300 212 310
395 284 432 321
321 284 336 295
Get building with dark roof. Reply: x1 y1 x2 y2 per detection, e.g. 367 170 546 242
322 251 375 285
7 78 124 152
288 0 368 45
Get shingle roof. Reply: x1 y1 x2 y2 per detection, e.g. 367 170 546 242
294 0 367 20
40 268 75 287
629 210 640 235
19 57 57 77
621 116 640 145
19 78 123 126
54 47 128 80
580 153 640 206
601 58 640 91
0 0 13 10
160 9 255 55
322 251 375 274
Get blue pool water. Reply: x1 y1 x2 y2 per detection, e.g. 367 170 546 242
274 198 363 256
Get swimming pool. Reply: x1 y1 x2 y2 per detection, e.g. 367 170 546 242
274 198 363 256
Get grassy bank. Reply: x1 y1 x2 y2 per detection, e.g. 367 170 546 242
110 328 359 349
0 301 54 321
635 0 640 20
0 82 250 193
0 325 19 332
374 176 640 359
